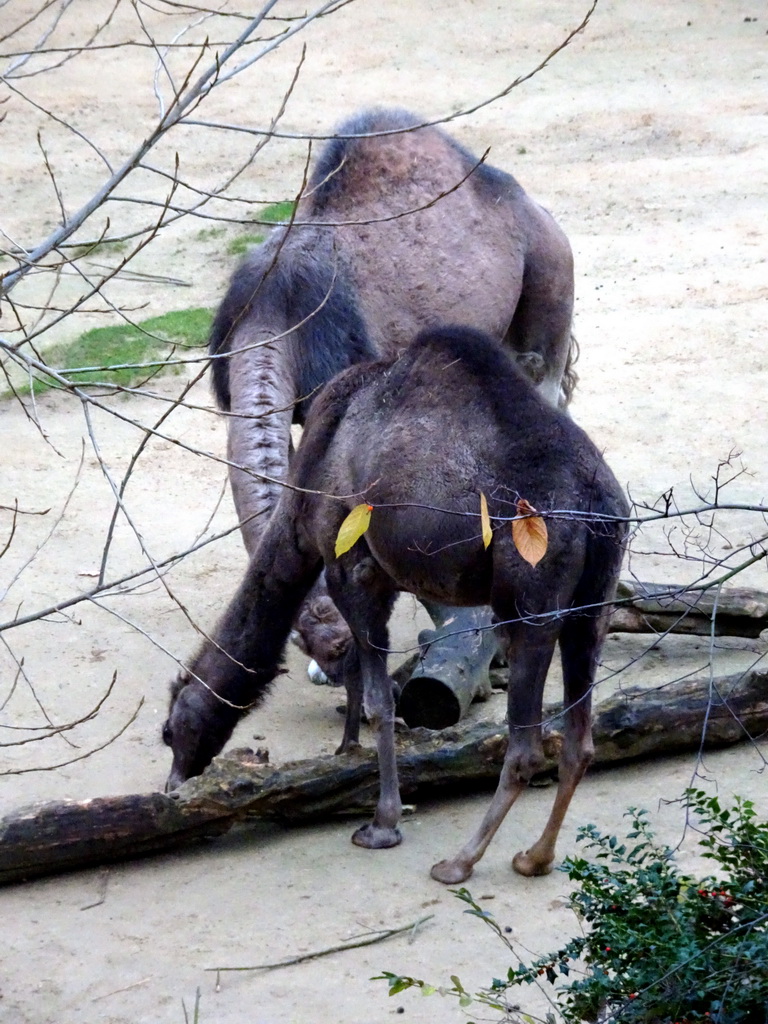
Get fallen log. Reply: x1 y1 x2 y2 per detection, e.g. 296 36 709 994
397 604 497 729
610 580 768 638
1 669 766 886
393 583 768 729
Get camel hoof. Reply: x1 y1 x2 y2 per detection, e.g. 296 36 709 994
307 659 331 685
512 849 553 877
430 858 473 884
351 823 402 849
334 739 361 756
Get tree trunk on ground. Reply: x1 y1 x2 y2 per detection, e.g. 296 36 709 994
1 669 766 886
397 604 497 729
610 581 768 638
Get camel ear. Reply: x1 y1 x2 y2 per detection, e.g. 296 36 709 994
328 636 352 660
298 595 337 628
169 667 191 699
313 596 339 622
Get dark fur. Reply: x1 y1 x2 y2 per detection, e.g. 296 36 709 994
165 326 627 881
209 238 373 423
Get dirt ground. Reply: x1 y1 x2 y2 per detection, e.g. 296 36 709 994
1 2 767 1022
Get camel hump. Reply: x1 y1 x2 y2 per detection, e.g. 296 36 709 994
409 324 525 381
399 324 539 415
380 325 613 501
305 107 524 216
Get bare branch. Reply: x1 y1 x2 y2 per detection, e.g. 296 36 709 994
0 698 143 776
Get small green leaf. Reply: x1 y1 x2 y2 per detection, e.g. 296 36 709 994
335 503 373 557
388 977 415 996
480 492 492 549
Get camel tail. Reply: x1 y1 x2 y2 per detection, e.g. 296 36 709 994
561 332 580 405
572 479 628 628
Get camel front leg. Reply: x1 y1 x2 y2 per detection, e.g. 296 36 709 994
325 557 401 849
336 647 363 754
351 645 402 849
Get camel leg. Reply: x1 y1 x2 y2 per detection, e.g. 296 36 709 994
431 622 558 884
512 609 603 877
350 645 402 849
335 646 363 754
326 559 401 849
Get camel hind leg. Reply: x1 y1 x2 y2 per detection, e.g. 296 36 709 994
431 617 561 884
511 604 610 878
505 207 575 409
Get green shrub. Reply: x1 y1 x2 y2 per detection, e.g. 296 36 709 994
378 791 768 1023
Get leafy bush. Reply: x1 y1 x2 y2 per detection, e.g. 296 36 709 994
377 791 768 1023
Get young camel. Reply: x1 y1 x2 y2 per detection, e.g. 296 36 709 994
164 326 628 883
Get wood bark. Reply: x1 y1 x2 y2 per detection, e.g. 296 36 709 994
609 580 768 638
397 604 497 729
1 669 766 886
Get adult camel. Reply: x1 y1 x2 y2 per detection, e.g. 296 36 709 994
208 107 576 683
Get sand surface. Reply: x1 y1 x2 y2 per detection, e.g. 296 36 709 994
1 2 767 1022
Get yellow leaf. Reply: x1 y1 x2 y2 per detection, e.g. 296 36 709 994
512 498 548 567
334 503 373 557
480 492 492 549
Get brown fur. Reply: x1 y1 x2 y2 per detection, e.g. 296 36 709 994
208 109 577 679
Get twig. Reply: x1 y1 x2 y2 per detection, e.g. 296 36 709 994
0 671 119 745
206 913 434 975
0 697 143 775
91 976 152 1002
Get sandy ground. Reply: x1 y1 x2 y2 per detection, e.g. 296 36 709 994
1 1 767 1022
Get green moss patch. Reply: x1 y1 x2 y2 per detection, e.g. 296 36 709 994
227 233 265 256
15 307 213 396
